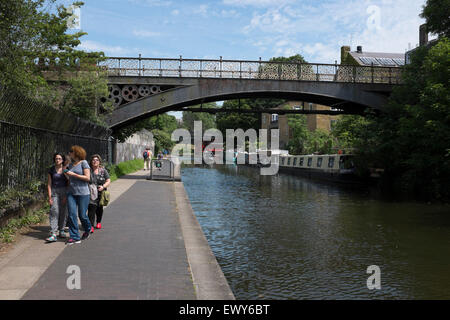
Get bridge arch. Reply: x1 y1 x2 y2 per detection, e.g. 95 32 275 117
105 77 395 129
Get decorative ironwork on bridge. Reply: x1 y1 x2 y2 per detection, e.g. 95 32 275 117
99 56 402 107
99 56 402 82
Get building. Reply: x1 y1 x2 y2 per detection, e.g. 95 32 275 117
261 101 339 150
405 23 438 64
340 45 405 67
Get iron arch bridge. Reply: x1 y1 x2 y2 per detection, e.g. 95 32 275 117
100 56 402 129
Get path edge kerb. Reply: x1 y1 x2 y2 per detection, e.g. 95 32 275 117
173 182 235 300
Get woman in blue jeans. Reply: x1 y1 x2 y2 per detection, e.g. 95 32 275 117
64 145 92 245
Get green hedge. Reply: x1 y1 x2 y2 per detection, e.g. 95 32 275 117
106 158 144 182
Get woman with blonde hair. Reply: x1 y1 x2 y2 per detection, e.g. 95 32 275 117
64 145 92 245
87 154 111 232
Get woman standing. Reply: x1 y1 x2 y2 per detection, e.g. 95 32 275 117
64 145 92 245
46 153 69 242
87 154 111 232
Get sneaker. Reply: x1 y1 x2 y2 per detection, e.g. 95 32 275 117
90 226 94 233
81 232 90 240
58 231 67 238
46 234 57 242
96 223 102 229
66 238 81 245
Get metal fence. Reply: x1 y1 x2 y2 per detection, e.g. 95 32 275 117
99 56 403 84
0 89 111 193
0 120 109 192
0 89 111 139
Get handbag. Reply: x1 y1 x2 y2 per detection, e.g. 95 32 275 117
99 190 110 207
89 183 98 201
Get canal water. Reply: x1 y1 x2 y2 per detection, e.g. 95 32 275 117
181 165 450 299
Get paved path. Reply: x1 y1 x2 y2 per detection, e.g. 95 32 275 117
0 169 234 300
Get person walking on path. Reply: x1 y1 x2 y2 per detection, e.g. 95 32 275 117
143 147 152 170
64 145 92 245
46 153 69 242
87 154 111 232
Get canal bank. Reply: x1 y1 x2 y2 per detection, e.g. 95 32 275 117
0 169 234 300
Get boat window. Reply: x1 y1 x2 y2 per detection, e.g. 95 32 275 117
287 158 291 165
328 157 335 168
293 157 297 166
317 157 323 167
339 156 355 169
281 157 285 165
307 158 312 167
300 157 304 166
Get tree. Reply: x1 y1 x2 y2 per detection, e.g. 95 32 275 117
0 0 111 124
182 102 217 133
420 0 450 37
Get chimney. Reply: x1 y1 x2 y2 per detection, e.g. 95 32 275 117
419 23 428 46
341 46 350 64
356 45 362 53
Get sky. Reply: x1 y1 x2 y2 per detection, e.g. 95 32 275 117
61 0 430 117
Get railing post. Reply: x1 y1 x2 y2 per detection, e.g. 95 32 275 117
239 61 242 79
334 60 337 82
118 58 121 76
316 64 319 81
159 59 162 77
278 63 282 80
220 56 222 78
139 54 142 76
179 55 182 77
371 62 374 83
389 67 392 84
259 57 262 79
200 60 202 77
352 65 356 83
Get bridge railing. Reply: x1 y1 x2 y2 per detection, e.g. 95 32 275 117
98 57 403 84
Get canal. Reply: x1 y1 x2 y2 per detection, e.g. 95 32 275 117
181 165 450 299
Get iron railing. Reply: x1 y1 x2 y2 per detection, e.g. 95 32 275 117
98 56 403 84
0 120 109 193
0 89 111 193
0 89 111 139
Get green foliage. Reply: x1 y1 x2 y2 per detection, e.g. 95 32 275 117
0 204 49 244
106 159 144 182
0 0 111 125
286 113 309 154
420 0 450 38
113 113 178 154
151 129 176 154
216 100 259 133
0 180 43 211
182 102 217 133
330 38 450 201
287 112 336 155
61 71 113 125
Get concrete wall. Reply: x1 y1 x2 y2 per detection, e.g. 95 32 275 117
115 129 154 163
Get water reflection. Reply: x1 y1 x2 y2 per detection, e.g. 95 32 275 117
181 165 450 299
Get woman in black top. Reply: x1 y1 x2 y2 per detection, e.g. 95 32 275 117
46 153 69 242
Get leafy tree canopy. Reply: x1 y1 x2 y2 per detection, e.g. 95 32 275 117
420 0 450 37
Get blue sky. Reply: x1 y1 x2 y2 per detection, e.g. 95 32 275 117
60 0 429 118
70 0 429 62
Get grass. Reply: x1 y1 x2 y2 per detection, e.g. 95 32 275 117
106 158 144 182
0 204 49 244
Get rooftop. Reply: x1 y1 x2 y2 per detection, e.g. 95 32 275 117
349 50 405 66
